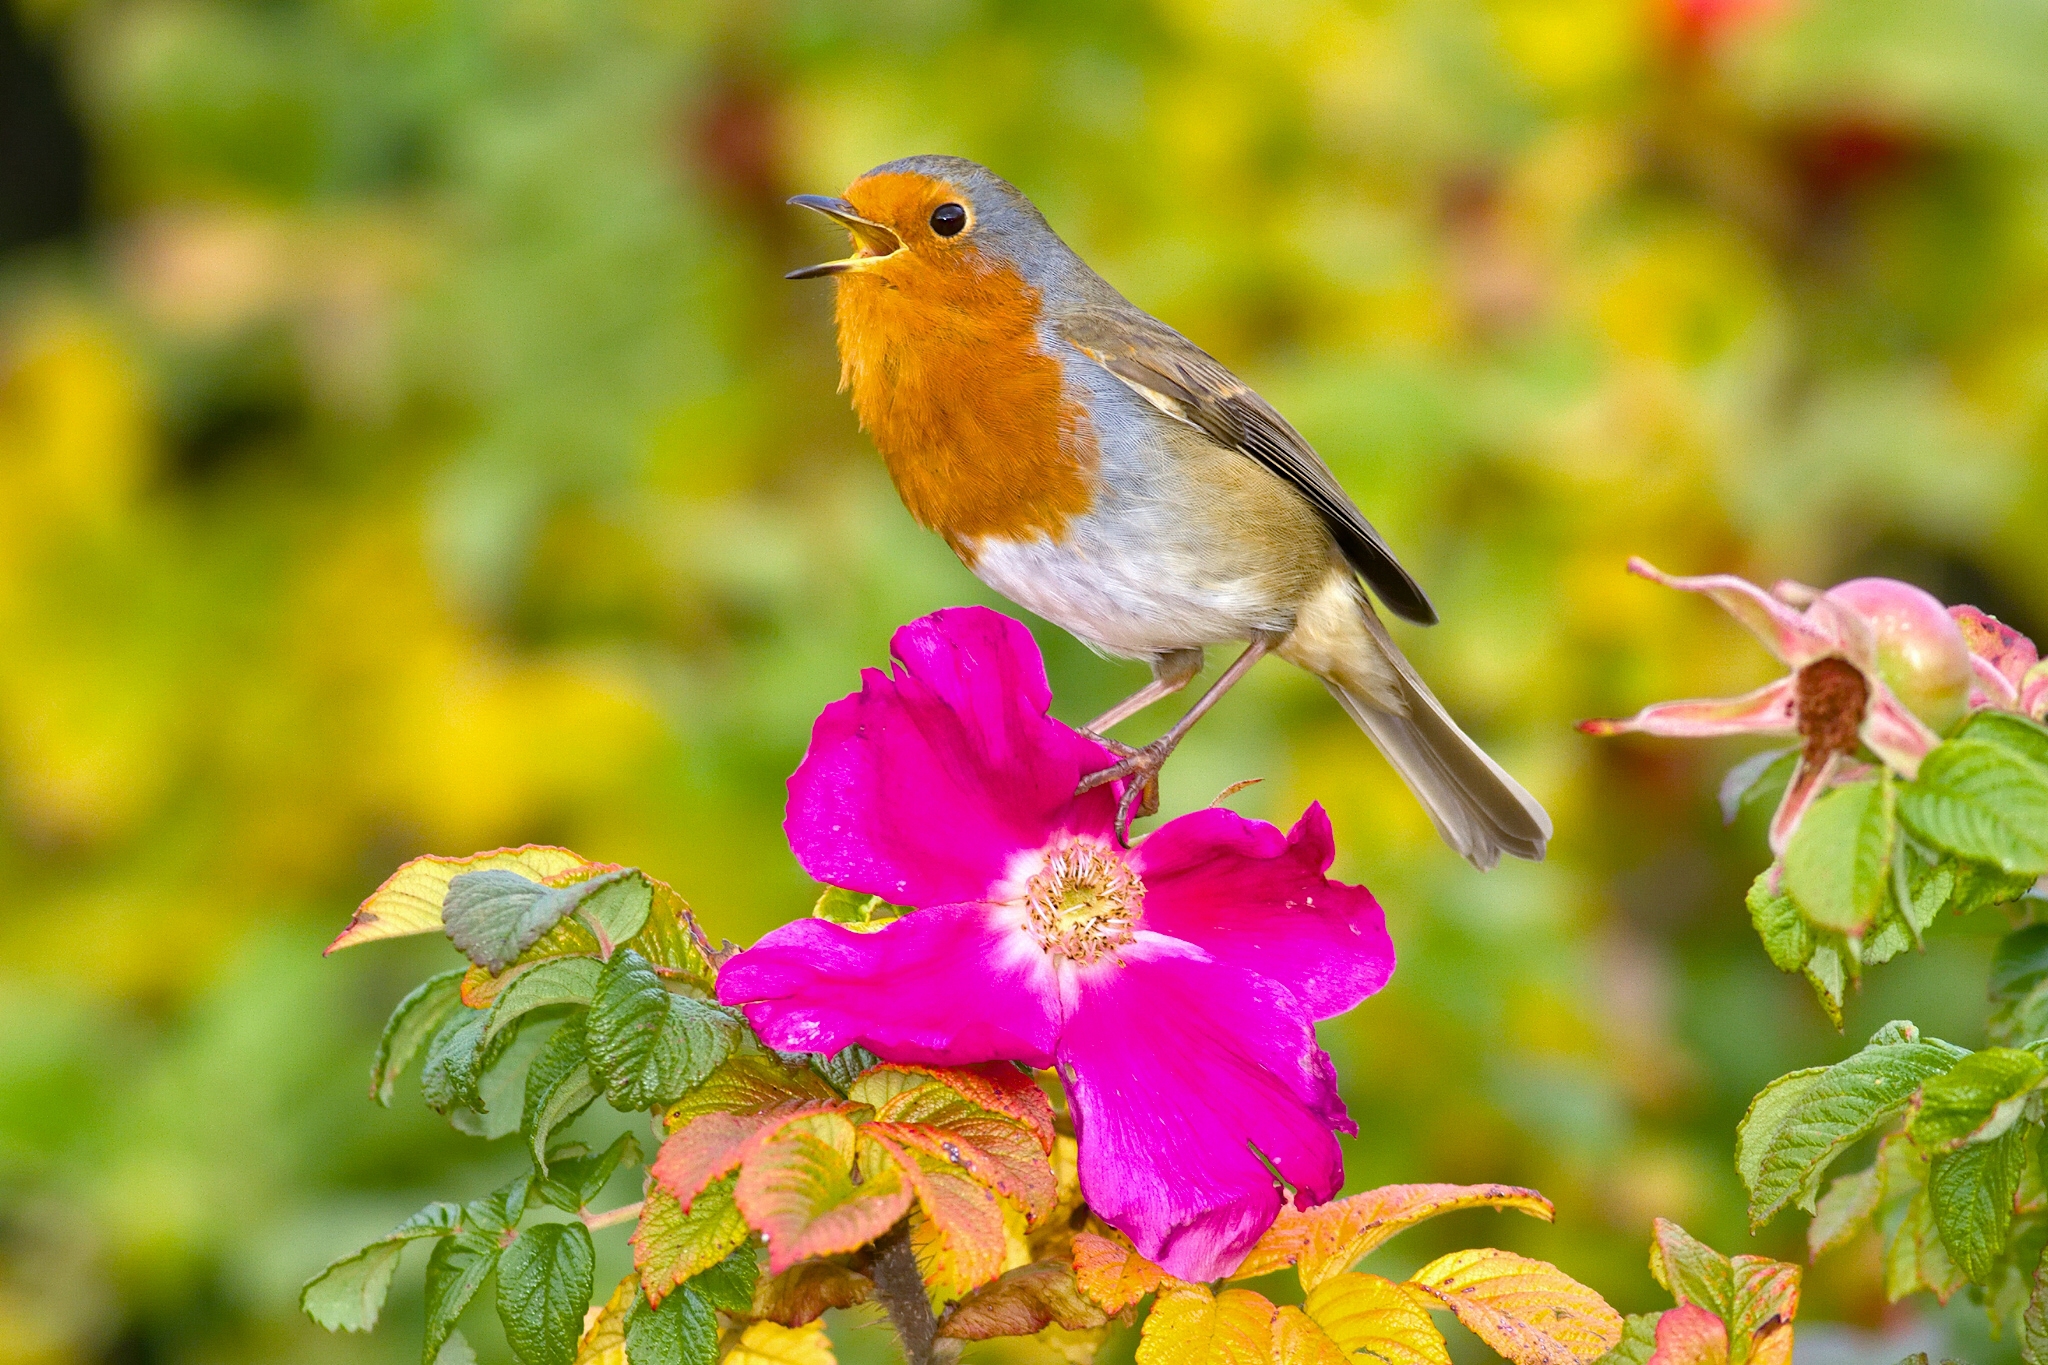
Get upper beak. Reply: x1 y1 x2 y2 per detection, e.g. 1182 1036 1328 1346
785 195 903 279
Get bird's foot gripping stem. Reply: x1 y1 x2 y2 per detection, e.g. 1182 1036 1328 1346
1076 735 1171 846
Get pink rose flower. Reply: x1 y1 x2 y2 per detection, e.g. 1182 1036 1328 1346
717 607 1394 1280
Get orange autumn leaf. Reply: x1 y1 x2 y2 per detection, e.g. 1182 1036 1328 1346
734 1123 914 1274
1072 1230 1168 1314
1407 1248 1623 1365
937 1260 1109 1341
1235 1183 1555 1287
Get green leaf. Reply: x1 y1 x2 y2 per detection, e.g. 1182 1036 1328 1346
1949 857 2042 916
464 1173 533 1236
421 1010 490 1116
1928 1123 2029 1283
1591 1313 1660 1365
575 872 655 953
1885 1182 1968 1305
1647 1218 1731 1319
486 958 604 1045
631 1175 751 1308
813 885 912 931
1960 711 2048 773
1992 926 2048 1048
452 1011 559 1140
1785 777 1896 935
2022 1261 2048 1365
1899 739 2048 876
684 1244 760 1315
810 1044 881 1094
1809 1164 1881 1258
423 1234 497 1365
373 970 468 1106
586 950 737 1112
1738 1023 1965 1227
1721 748 1797 826
1746 870 1813 973
300 1202 462 1331
497 1221 595 1365
1803 941 1849 1028
1909 1048 2047 1150
1864 849 1952 967
624 1285 719 1365
524 1016 599 1173
444 868 637 974
534 1131 643 1212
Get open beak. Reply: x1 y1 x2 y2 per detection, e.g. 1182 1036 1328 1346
785 195 903 279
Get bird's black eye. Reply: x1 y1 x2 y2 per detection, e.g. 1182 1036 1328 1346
929 202 967 237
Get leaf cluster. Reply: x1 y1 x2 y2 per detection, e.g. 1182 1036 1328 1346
1588 1220 1801 1365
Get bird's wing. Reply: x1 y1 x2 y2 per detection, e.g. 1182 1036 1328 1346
1058 307 1436 625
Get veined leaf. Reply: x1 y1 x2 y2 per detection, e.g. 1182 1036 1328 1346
534 1131 642 1213
1899 739 2048 876
424 1234 498 1365
487 958 603 1045
1745 872 1813 975
1884 1179 1968 1305
1928 1123 2029 1283
464 1173 533 1236
446 869 638 974
574 1273 635 1365
421 1010 490 1116
1947 858 2041 917
1784 778 1896 935
1909 1048 2047 1150
1737 1025 1964 1226
886 1144 1008 1298
1802 942 1848 1029
809 1044 880 1093
1807 1166 1881 1258
661 1055 836 1132
1591 1313 1659 1365
652 1104 855 1210
373 970 468 1105
2022 1263 2048 1365
573 872 654 954
1273 1305 1351 1364
1991 926 2048 1048
624 1284 718 1365
524 1017 599 1173
1072 1230 1167 1314
1408 1248 1623 1365
1234 1183 1554 1287
497 1222 595 1365
1726 1254 1801 1355
1135 1284 1277 1365
1862 849 1952 967
1959 711 2048 775
684 1244 759 1314
724 1320 836 1365
1648 1220 1732 1321
632 1174 749 1308
301 1201 462 1331
586 950 737 1112
1302 1272 1452 1365
749 1261 873 1327
867 1112 1056 1223
937 1260 1109 1341
735 1121 915 1274
329 846 597 953
857 1063 1057 1155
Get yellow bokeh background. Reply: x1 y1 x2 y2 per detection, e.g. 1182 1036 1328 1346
3 0 2046 1360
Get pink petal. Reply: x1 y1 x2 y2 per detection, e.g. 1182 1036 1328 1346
1058 938 1350 1281
1768 753 1839 856
1859 683 1939 778
1578 679 1799 739
1629 558 1838 665
1647 1303 1730 1365
785 607 1121 907
717 904 1061 1068
1129 803 1392 1021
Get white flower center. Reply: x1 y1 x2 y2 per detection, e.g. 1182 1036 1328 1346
1021 836 1141 965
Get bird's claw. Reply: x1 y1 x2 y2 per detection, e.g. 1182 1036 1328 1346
1076 734 1169 846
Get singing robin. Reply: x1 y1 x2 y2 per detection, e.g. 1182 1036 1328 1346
786 155 1550 866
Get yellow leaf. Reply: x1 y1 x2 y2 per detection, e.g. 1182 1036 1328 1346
1407 1248 1623 1365
1234 1183 1555 1287
1301 1272 1452 1365
1072 1230 1167 1314
632 1173 749 1306
327 845 595 952
724 1319 836 1365
1272 1305 1351 1365
1134 1283 1275 1365
573 1272 635 1365
1027 1136 1085 1263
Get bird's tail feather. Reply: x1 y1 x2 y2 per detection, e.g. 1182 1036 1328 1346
1319 612 1551 870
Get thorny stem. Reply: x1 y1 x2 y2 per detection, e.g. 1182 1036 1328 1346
579 1201 644 1232
871 1221 958 1365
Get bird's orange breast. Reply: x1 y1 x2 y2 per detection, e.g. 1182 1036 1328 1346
832 248 1096 558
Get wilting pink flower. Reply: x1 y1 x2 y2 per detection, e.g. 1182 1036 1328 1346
717 607 1393 1281
1580 560 1968 853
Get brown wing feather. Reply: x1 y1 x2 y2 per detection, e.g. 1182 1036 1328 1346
1059 308 1436 625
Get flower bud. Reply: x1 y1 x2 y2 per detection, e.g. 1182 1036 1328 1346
1825 578 1971 733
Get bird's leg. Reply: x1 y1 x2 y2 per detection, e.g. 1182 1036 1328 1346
1077 650 1203 827
1077 634 1279 844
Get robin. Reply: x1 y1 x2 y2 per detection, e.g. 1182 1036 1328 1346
786 155 1550 866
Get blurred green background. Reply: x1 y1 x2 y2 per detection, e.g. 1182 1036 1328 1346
3 0 2047 1360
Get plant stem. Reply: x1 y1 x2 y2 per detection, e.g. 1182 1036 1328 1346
579 1200 644 1232
871 1221 955 1364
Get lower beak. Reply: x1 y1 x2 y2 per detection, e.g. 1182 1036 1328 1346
785 195 903 279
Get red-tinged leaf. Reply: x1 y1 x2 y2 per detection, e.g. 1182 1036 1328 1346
937 1260 1110 1340
329 846 598 953
735 1120 914 1274
661 1056 837 1132
1072 1230 1168 1314
867 1117 1056 1223
573 1271 635 1365
1301 1272 1452 1365
1727 1255 1800 1348
867 1133 1008 1298
1644 1304 1729 1365
631 1173 749 1307
1407 1248 1623 1365
859 1063 1056 1154
1135 1284 1277 1364
652 1103 852 1209
1649 1220 1733 1320
749 1261 873 1327
1234 1183 1555 1287
1273 1305 1351 1365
